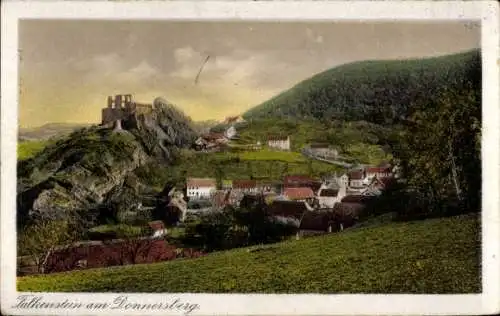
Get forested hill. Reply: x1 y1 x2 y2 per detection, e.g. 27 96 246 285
243 49 481 125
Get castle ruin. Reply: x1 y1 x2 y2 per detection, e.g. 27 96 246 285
101 94 154 126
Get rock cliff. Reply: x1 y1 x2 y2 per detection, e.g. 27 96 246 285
17 101 197 228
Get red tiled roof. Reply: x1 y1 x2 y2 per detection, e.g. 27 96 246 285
233 179 257 189
284 175 314 184
187 178 216 187
284 176 322 193
349 171 364 180
268 135 289 141
284 187 315 200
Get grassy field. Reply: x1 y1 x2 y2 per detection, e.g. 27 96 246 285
184 150 339 180
87 224 145 238
17 140 51 161
135 149 343 189
213 149 306 163
18 214 480 293
238 150 306 163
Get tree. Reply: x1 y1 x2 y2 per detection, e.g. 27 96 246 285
281 162 289 178
111 235 157 266
18 219 75 274
307 158 314 176
214 163 224 190
394 82 481 217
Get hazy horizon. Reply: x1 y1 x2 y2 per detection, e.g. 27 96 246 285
19 20 480 128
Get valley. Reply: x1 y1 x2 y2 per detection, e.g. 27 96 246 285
16 49 481 294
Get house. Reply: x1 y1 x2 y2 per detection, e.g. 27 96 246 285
194 136 209 149
308 143 339 158
283 187 315 203
257 180 280 193
227 190 245 207
186 178 217 199
195 132 229 151
232 179 259 194
222 180 233 190
317 188 339 208
337 173 349 188
283 175 321 193
211 190 244 209
148 221 167 238
316 182 343 208
365 167 392 180
362 176 394 196
284 175 312 187
224 126 237 140
268 135 291 151
348 170 365 188
316 178 348 208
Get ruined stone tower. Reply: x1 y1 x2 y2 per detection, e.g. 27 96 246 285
101 94 153 126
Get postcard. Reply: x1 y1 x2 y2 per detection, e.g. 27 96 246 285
1 1 499 315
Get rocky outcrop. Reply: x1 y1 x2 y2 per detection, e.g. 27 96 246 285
17 102 197 228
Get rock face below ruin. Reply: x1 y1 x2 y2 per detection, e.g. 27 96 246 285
17 103 197 227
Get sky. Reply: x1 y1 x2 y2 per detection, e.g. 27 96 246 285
18 20 480 128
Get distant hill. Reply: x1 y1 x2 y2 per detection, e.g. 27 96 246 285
243 50 481 125
191 120 220 135
19 123 90 141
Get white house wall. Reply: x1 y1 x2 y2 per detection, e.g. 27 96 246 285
187 186 216 198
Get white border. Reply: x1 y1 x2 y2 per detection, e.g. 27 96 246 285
1 1 499 315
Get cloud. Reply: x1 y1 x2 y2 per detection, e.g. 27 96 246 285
306 28 324 44
170 46 287 89
73 53 122 74
121 60 160 82
174 46 198 64
70 53 161 87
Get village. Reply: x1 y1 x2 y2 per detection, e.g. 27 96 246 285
17 95 400 275
180 163 396 231
12 17 483 299
100 95 399 234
